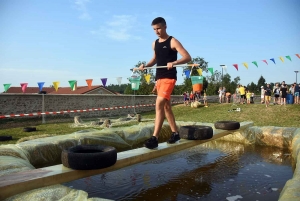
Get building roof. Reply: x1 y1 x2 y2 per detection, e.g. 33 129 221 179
49 85 116 94
4 87 55 94
3 85 117 95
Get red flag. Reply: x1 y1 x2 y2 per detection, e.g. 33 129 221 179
233 64 238 71
20 83 28 93
262 60 268 65
296 54 300 59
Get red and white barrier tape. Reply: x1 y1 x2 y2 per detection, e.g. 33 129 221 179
0 101 182 119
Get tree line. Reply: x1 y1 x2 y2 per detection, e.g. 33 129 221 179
106 57 271 95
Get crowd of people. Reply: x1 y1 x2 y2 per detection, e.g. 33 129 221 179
235 81 300 107
181 81 300 108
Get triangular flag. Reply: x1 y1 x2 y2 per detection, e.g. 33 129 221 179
37 82 45 92
285 56 292 61
196 69 202 76
101 78 107 87
242 62 248 69
279 57 284 63
116 77 122 86
86 79 93 89
252 61 258 67
270 58 276 64
144 74 151 84
208 67 214 75
296 54 300 59
3 84 11 92
68 80 77 91
184 70 191 78
20 83 28 93
262 60 268 65
53 81 60 92
233 64 238 71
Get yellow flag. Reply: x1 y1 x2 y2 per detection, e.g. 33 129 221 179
243 62 248 69
197 69 202 76
144 74 151 84
53 81 60 92
279 56 284 63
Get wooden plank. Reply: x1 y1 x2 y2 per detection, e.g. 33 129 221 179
0 122 253 200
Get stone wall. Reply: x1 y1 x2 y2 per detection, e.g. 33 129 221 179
0 94 185 118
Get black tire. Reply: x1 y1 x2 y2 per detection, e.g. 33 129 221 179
214 121 240 130
23 127 36 132
61 145 117 170
179 125 213 140
0 135 12 141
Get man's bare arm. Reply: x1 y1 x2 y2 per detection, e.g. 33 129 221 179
138 41 156 71
170 37 192 65
145 41 157 67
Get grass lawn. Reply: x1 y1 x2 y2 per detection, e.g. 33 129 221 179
0 103 299 145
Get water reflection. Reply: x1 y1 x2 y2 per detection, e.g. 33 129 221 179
64 141 293 201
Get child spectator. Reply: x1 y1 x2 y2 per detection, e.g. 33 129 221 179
264 83 272 107
246 90 251 104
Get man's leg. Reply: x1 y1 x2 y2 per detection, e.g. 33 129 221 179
164 99 177 133
152 96 167 138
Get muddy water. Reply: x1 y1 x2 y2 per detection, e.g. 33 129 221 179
64 141 293 201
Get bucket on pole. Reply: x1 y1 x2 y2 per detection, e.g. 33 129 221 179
128 72 141 90
191 76 203 92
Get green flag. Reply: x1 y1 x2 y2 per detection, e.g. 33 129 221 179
68 80 77 91
252 61 258 67
285 56 292 61
3 83 11 92
208 67 214 75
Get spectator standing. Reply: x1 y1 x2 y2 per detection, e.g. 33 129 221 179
280 83 288 105
273 83 280 105
260 86 265 104
264 83 272 107
294 83 299 104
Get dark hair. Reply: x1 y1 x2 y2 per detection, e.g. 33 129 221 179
151 17 166 26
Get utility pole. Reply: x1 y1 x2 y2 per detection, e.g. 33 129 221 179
295 71 299 83
220 65 226 88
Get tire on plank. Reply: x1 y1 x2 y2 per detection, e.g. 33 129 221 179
214 121 240 130
179 125 213 140
61 145 117 170
0 135 12 141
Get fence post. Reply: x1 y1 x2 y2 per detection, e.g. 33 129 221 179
42 94 46 124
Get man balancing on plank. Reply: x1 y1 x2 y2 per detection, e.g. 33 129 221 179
137 17 192 149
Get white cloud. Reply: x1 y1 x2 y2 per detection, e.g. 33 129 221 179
73 0 91 20
91 15 142 41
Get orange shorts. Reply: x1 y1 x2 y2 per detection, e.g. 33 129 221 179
156 78 176 100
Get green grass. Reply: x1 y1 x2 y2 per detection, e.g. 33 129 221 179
0 103 299 145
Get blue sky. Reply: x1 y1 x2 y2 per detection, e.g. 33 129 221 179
0 0 300 90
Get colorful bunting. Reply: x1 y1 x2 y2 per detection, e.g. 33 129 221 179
3 84 11 92
37 82 45 92
279 57 284 63
184 70 191 78
262 60 268 65
233 64 238 71
20 83 28 93
196 69 202 76
116 77 122 86
53 81 60 92
68 80 77 91
296 54 300 59
101 78 107 87
144 74 151 84
86 79 93 89
242 62 248 69
270 58 276 64
285 56 292 61
252 61 258 67
208 68 214 75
